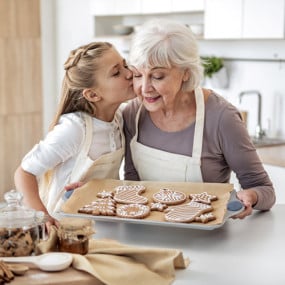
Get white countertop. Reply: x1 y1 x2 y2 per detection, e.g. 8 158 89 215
9 205 284 284
92 204 284 285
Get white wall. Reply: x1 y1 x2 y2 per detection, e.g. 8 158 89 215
41 0 93 133
199 40 285 138
40 1 285 138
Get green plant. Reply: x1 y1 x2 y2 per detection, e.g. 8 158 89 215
201 56 224 78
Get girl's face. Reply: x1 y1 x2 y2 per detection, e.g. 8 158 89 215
131 65 188 112
94 48 135 105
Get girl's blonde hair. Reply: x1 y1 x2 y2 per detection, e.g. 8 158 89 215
49 41 113 130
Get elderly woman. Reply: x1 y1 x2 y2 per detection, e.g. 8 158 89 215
123 19 275 219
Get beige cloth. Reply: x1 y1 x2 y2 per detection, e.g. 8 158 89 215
37 227 189 285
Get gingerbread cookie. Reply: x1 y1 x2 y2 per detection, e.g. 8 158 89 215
116 204 150 219
114 185 148 204
153 188 186 205
78 198 116 216
97 190 114 199
189 192 218 205
150 202 168 212
195 212 216 223
164 201 213 223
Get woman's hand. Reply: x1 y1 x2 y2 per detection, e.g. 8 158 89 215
232 189 258 219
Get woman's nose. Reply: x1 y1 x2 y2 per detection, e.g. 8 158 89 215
142 78 153 93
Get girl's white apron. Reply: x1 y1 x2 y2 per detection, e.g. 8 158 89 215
48 113 124 213
130 87 204 182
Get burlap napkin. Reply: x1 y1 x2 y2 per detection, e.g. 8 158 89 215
37 226 189 285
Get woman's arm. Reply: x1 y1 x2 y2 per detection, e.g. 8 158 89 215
218 103 276 212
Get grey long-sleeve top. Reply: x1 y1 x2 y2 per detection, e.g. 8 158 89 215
123 93 275 211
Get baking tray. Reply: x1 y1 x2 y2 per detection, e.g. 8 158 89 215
59 179 244 230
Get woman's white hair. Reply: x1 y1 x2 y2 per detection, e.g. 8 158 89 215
129 19 204 91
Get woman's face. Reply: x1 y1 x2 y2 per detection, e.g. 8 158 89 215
131 65 188 112
94 48 135 105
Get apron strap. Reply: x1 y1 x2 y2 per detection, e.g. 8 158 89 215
192 87 205 160
70 112 93 180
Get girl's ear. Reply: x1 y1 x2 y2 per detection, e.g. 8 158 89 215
82 88 101 102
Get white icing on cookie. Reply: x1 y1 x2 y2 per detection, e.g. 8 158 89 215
114 185 148 204
153 188 186 205
116 204 150 219
164 201 213 223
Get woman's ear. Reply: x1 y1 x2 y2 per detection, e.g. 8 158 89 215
82 88 101 102
182 69 190 82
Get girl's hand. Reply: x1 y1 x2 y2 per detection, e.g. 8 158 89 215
44 213 60 232
64 181 85 191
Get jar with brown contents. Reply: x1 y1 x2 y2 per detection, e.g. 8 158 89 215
0 190 45 257
58 218 94 255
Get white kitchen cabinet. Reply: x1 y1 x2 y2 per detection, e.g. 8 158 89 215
90 0 204 37
141 0 171 14
90 0 116 15
90 0 141 15
204 0 285 39
264 164 285 204
204 0 243 39
171 0 204 12
243 0 285 39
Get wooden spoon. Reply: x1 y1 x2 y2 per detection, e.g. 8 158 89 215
8 264 29 275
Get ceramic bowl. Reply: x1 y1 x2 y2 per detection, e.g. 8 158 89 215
112 25 134 35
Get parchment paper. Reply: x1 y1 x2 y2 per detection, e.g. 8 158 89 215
61 179 234 228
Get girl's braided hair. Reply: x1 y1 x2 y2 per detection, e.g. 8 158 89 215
49 42 112 130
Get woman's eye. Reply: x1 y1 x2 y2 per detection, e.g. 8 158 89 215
133 74 142 78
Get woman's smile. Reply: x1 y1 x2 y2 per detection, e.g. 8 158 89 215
144 95 161 103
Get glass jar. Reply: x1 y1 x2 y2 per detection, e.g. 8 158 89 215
0 190 46 257
58 217 94 255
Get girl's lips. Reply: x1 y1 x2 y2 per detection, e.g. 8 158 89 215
144 96 160 103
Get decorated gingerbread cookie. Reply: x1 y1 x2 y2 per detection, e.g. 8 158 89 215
114 185 148 204
97 190 114 199
195 212 216 223
150 202 168 212
78 198 116 216
153 188 186 205
164 201 213 223
189 192 218 205
116 204 150 219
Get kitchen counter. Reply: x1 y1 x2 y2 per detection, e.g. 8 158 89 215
256 145 285 167
11 205 285 285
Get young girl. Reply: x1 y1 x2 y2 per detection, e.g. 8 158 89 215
14 42 134 225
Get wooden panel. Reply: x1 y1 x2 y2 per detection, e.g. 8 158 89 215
0 0 42 200
0 113 42 199
0 117 5 197
0 39 4 114
15 0 41 37
2 38 42 115
0 0 16 37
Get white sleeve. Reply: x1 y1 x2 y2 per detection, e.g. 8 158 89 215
21 113 85 176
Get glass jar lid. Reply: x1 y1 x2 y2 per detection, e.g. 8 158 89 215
0 189 44 228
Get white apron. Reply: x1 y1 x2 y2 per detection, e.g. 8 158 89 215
48 113 124 213
130 87 205 182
